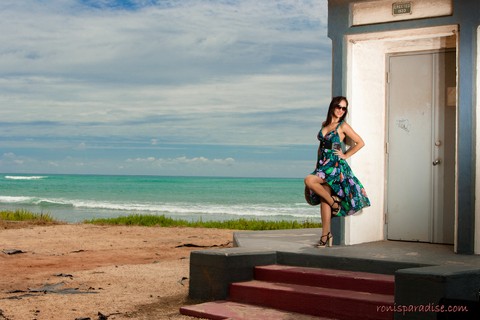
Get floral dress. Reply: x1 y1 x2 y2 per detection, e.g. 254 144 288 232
308 121 370 216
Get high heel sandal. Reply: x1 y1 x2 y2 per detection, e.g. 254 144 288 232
315 232 333 248
330 195 341 216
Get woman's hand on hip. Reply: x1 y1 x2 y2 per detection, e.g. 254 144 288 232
334 150 347 160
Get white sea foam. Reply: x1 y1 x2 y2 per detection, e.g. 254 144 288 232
5 175 47 180
68 199 316 219
0 196 33 203
0 196 70 206
0 194 316 219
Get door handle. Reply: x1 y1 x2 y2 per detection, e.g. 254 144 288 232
433 159 441 166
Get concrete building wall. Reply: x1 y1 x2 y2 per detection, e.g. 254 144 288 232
345 40 386 245
344 26 457 245
328 0 479 254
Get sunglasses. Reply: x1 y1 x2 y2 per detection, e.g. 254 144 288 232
334 104 347 111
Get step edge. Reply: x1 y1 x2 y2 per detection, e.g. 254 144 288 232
180 305 228 320
228 289 395 320
180 301 335 320
230 280 394 304
255 265 394 282
233 280 394 300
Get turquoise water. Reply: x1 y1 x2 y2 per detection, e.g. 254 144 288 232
0 174 319 223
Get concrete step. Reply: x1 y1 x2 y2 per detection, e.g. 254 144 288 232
180 300 335 320
254 265 395 295
230 280 394 320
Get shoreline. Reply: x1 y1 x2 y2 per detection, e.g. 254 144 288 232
0 222 234 319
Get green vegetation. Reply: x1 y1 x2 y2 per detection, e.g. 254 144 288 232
0 209 55 223
0 210 321 230
84 214 321 230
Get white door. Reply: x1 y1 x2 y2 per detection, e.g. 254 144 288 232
386 50 455 244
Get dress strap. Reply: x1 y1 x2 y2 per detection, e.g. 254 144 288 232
335 121 343 131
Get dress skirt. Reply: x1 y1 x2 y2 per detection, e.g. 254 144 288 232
308 148 370 216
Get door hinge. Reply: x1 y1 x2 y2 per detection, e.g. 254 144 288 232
384 212 388 223
385 142 389 154
386 72 390 84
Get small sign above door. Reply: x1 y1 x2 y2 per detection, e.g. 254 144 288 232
351 0 453 26
393 2 412 15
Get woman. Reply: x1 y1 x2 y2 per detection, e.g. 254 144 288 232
304 96 370 247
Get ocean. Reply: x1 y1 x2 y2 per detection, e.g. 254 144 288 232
0 174 319 223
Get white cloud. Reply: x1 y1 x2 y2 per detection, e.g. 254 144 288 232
0 0 330 177
2 152 16 159
126 157 156 163
1 152 31 167
126 156 235 166
75 142 87 150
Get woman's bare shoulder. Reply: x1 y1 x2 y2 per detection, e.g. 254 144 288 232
339 121 352 131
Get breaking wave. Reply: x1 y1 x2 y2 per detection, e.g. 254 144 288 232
4 175 48 180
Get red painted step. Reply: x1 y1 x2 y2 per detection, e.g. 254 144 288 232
230 280 393 320
180 265 395 320
180 300 334 320
254 265 394 295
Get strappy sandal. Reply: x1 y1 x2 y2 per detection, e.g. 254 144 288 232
314 232 333 248
330 195 341 216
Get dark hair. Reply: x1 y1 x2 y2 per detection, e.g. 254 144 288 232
322 96 349 127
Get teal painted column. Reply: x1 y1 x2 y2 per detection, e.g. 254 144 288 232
327 0 349 245
455 0 479 254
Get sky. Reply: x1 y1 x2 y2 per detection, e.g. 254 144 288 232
0 0 332 178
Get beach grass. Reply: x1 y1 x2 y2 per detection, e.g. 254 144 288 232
0 210 321 230
84 214 322 230
0 209 55 222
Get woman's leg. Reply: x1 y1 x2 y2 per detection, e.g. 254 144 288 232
304 175 338 209
320 183 333 235
306 175 336 247
317 184 335 247
320 200 331 236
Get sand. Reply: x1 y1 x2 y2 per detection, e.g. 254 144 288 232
0 221 233 320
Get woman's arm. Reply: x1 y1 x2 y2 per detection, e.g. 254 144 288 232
336 122 365 160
